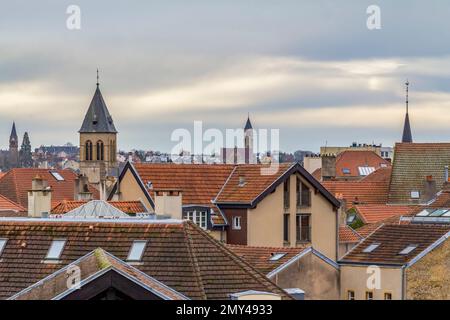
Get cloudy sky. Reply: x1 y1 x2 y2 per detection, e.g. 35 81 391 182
1 0 450 153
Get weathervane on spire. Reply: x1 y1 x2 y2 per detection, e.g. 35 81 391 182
96 68 99 87
405 79 409 113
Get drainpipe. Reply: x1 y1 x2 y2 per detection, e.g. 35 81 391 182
401 265 406 300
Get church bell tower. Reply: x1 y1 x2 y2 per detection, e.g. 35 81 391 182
79 71 118 187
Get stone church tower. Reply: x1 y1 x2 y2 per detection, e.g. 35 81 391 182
8 122 19 168
79 77 118 188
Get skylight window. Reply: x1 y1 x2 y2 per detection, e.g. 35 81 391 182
46 239 66 260
416 209 430 217
410 191 420 199
0 239 7 256
50 171 65 181
269 253 287 261
127 240 147 261
362 243 380 253
342 168 351 174
358 166 375 176
399 245 417 255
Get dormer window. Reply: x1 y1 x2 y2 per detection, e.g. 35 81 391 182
127 240 147 262
46 239 66 261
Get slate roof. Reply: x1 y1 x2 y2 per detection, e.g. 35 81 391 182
0 168 99 209
340 224 450 266
227 245 310 275
79 86 117 133
244 116 253 131
402 112 413 143
388 143 450 204
51 200 148 215
0 219 290 300
10 248 188 300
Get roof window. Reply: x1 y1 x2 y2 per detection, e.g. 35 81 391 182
362 243 380 253
127 240 147 262
46 239 66 260
269 253 287 261
399 245 417 255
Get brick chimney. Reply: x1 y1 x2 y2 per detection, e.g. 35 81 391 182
422 175 437 202
28 175 52 218
74 174 92 201
154 189 182 219
321 155 336 180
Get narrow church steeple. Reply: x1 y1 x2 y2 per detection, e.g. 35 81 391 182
401 80 413 143
244 113 253 131
10 122 18 142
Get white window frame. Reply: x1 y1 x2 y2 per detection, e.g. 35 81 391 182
232 216 241 230
185 210 208 230
127 240 147 262
46 239 66 260
0 238 7 256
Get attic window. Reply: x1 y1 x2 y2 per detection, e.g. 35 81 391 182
410 191 420 199
127 240 147 262
0 238 7 256
362 243 380 253
269 253 287 261
399 244 417 255
342 168 350 174
46 239 66 260
50 171 65 181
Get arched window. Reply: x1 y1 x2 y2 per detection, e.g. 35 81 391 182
85 140 93 161
96 140 104 161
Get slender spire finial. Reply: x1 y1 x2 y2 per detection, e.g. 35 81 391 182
405 79 409 114
96 68 99 87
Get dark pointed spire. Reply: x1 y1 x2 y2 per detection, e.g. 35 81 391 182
401 80 413 143
244 113 253 131
79 81 117 133
10 121 17 140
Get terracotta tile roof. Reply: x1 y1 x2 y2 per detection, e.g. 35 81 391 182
355 214 407 238
339 225 363 243
133 163 234 207
311 168 321 180
10 248 187 300
335 151 391 178
0 219 290 300
354 204 418 224
51 200 148 214
0 168 99 209
427 186 450 208
388 143 450 204
340 224 450 265
227 244 310 275
0 194 25 213
215 163 294 204
120 162 340 209
0 173 5 180
322 179 389 206
360 167 392 182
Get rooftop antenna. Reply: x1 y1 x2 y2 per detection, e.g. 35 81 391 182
96 68 100 87
405 79 409 114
